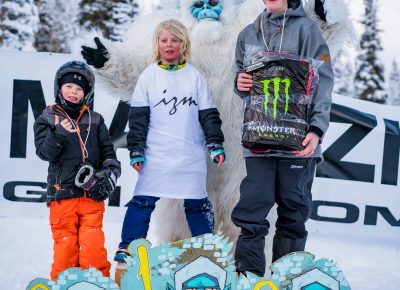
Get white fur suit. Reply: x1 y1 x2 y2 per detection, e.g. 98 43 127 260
81 0 355 266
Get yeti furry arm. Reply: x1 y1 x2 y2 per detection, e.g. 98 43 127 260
302 0 358 56
80 33 150 102
82 10 179 103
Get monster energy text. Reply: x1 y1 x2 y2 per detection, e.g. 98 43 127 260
247 122 302 136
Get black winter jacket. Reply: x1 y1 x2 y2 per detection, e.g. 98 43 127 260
34 104 119 202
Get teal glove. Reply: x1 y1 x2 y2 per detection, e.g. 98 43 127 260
206 143 226 165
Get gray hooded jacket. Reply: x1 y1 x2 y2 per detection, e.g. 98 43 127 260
235 2 334 160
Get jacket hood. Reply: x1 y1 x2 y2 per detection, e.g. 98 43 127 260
252 1 306 28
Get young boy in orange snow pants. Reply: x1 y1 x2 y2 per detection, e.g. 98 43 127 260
34 61 121 280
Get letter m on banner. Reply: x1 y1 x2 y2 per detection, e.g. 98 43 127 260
260 77 291 120
11 80 46 158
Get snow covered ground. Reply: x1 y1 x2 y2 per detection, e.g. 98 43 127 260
0 216 398 290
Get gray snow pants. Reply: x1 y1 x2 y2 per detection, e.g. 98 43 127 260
231 156 316 276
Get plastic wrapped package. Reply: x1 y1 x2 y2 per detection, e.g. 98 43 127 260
241 48 322 152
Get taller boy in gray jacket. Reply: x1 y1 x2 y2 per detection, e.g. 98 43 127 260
231 0 334 277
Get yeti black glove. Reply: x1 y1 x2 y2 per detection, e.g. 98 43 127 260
314 0 327 22
81 37 109 68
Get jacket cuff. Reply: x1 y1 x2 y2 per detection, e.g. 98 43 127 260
129 148 145 159
308 126 324 139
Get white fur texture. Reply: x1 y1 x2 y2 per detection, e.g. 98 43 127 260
303 0 358 55
80 0 356 271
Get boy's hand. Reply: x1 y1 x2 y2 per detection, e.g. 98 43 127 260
54 116 76 136
81 37 109 69
207 143 226 168
130 150 145 172
214 154 225 167
59 119 77 133
292 132 320 157
237 73 253 92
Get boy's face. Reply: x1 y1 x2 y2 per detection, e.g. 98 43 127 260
264 0 288 13
158 29 181 65
61 83 85 104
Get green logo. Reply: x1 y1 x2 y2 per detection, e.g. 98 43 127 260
260 77 291 120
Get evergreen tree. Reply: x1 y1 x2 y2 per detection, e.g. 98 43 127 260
109 0 139 41
79 0 113 37
151 0 178 11
79 0 139 40
0 0 39 51
332 48 353 97
388 60 400 106
353 0 387 104
34 0 78 53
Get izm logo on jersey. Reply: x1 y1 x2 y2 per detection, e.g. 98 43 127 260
260 77 291 119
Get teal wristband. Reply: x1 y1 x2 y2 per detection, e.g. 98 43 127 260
210 149 225 160
130 156 144 167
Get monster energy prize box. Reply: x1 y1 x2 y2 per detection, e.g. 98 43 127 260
242 52 321 152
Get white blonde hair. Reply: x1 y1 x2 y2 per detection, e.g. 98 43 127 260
152 19 191 64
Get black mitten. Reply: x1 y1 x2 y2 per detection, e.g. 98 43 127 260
81 37 109 69
75 164 117 202
87 168 117 201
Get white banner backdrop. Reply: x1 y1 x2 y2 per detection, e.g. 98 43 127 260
1 51 399 239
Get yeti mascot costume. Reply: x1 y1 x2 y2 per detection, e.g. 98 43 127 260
81 0 355 264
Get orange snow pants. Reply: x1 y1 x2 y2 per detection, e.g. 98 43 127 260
49 197 111 281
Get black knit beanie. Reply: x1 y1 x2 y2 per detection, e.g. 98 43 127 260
59 73 90 96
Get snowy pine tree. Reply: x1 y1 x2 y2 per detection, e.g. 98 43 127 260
79 0 113 37
151 0 178 11
34 0 79 53
109 0 139 41
0 0 39 51
79 0 139 40
388 60 400 106
353 0 387 104
333 48 353 97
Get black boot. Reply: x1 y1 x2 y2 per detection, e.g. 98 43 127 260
272 234 307 262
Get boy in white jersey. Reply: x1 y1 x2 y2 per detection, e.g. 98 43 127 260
115 19 225 262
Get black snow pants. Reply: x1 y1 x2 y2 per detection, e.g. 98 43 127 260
231 156 316 276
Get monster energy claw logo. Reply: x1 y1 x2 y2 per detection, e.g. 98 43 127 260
260 77 291 119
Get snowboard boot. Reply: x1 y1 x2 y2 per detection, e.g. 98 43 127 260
272 234 307 263
114 248 130 262
114 248 131 286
